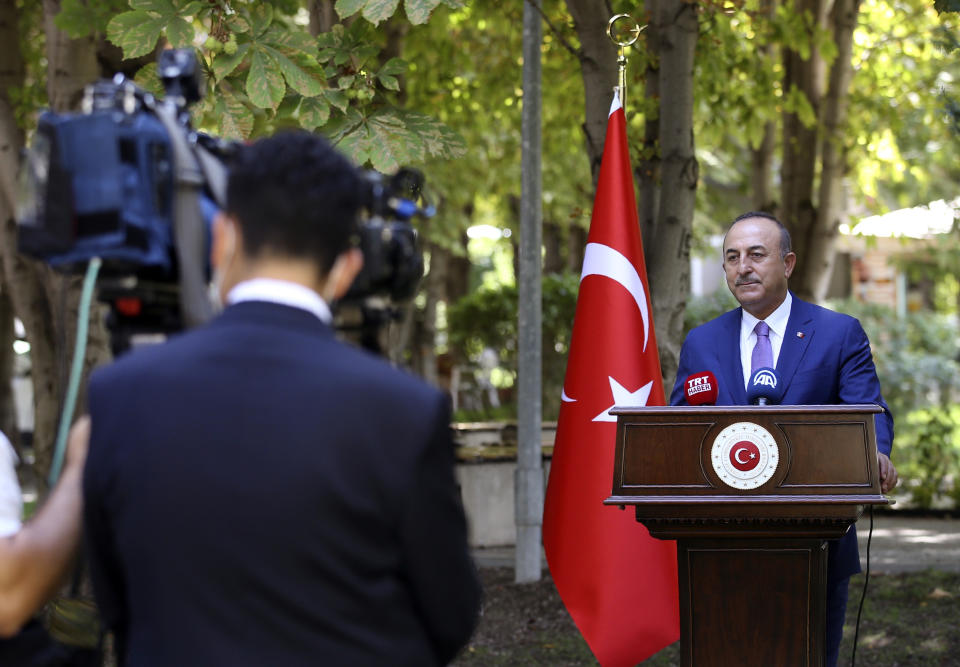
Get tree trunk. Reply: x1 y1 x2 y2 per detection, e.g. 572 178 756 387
566 224 586 274
751 0 778 214
0 288 16 444
638 0 661 256
0 0 114 482
0 0 61 482
646 0 699 385
804 0 861 302
751 123 777 213
543 221 564 274
307 0 338 36
446 230 471 305
780 0 826 300
564 0 618 183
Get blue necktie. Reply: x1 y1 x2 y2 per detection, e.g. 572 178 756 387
752 321 773 374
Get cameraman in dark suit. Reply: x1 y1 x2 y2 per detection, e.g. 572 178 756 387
82 131 480 666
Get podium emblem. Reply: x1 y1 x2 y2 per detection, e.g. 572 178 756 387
711 422 779 489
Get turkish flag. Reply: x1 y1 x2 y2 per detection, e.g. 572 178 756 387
542 93 680 666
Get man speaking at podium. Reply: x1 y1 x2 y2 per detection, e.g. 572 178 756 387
670 211 898 666
82 132 480 666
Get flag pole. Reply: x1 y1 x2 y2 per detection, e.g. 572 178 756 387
606 14 644 110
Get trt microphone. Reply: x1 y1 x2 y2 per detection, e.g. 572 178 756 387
746 367 783 405
683 371 718 406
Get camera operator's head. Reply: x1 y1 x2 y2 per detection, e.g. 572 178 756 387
212 131 366 304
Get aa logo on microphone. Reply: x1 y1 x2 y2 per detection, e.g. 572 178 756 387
752 369 778 388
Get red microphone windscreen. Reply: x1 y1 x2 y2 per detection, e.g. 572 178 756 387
684 371 718 405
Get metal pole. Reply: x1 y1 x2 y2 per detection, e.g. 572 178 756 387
607 14 644 111
516 0 543 584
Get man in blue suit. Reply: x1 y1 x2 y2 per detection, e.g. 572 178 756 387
82 132 480 666
670 211 898 667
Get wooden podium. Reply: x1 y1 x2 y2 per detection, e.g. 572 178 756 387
605 405 888 667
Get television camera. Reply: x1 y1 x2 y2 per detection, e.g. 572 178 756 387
16 49 427 355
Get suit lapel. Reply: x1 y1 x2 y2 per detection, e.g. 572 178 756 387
776 294 814 396
724 309 747 405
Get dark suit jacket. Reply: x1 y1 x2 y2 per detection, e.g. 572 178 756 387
669 294 893 582
84 301 480 667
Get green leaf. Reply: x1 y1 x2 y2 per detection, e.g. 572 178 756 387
212 44 249 81
226 11 251 33
130 0 175 13
247 49 285 109
177 1 206 15
263 24 318 56
133 63 164 99
323 107 365 146
404 0 445 25
396 109 466 159
298 97 331 130
323 89 349 112
263 46 324 96
379 57 407 76
334 0 366 20
783 84 817 128
363 0 401 25
367 112 419 171
218 88 255 139
337 124 374 166
250 3 274 37
107 11 166 59
165 16 194 48
378 74 400 91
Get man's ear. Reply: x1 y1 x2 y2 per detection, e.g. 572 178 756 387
783 251 797 279
327 248 364 301
210 212 236 270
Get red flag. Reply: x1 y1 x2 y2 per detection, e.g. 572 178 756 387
543 93 680 666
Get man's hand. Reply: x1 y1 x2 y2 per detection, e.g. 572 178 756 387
878 452 898 494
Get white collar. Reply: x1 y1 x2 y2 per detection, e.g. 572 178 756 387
226 278 332 324
741 291 792 340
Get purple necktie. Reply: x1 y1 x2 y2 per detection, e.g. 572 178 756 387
751 321 773 374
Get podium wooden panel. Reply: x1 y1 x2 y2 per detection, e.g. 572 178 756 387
605 405 888 667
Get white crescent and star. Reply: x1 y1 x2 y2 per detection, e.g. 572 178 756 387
592 377 653 423
561 242 653 405
734 447 755 465
580 243 651 352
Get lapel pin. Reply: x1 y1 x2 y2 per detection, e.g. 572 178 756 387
796 331 805 339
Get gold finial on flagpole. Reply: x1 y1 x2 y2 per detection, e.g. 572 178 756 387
606 14 644 109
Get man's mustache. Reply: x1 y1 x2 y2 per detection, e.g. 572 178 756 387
735 278 759 286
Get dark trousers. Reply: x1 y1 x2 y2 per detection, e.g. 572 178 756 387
825 575 850 667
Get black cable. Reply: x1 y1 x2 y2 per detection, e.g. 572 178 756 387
850 504 874 667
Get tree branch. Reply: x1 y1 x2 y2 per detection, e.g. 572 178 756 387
525 0 581 59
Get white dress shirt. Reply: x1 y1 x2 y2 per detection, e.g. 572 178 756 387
0 431 22 537
739 292 792 389
226 278 332 324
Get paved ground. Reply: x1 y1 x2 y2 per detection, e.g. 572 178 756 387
855 513 960 573
472 513 960 573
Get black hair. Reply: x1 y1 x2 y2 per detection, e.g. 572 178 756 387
728 211 792 258
225 131 366 275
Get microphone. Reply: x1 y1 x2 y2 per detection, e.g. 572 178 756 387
746 367 783 405
683 371 718 406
